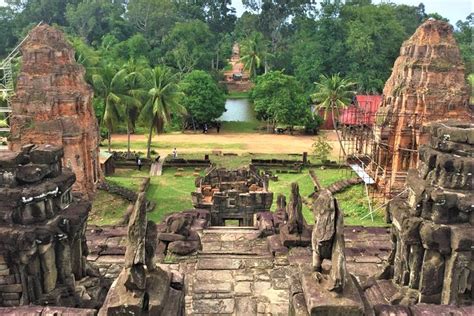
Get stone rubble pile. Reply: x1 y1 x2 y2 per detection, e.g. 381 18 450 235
156 209 209 256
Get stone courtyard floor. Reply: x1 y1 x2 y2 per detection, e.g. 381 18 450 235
86 225 391 315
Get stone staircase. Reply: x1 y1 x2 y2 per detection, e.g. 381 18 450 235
185 227 291 315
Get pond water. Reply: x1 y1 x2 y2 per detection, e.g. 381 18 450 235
219 98 256 122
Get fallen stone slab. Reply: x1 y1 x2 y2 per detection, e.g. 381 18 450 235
168 240 201 256
157 232 185 242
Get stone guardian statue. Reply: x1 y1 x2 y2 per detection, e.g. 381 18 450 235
311 189 347 292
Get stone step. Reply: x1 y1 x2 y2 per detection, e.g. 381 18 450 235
204 226 258 232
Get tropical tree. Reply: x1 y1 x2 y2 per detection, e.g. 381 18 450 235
240 31 270 79
91 64 123 152
311 74 355 157
138 66 186 158
120 59 148 156
180 70 226 127
252 71 310 132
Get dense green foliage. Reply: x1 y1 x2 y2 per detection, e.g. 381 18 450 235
180 70 226 125
252 71 312 130
0 0 470 137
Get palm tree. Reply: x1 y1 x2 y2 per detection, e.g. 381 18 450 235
240 32 270 79
121 59 149 156
138 66 186 158
311 74 356 157
92 64 123 152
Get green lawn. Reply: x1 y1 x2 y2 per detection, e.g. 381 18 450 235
226 91 250 99
89 190 129 226
108 140 246 151
221 121 263 133
91 162 386 227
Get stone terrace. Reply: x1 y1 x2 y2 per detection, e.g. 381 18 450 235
86 225 391 315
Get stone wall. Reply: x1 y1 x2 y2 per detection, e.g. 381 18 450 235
192 168 273 226
9 24 101 198
0 144 106 308
384 121 473 305
372 20 471 195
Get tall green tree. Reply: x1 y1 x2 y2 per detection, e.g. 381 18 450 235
138 66 186 158
0 7 18 57
163 20 214 73
342 3 406 92
127 0 177 45
455 14 473 75
91 64 124 152
180 70 226 127
66 0 132 45
120 59 148 155
311 74 355 156
240 32 270 79
252 71 310 132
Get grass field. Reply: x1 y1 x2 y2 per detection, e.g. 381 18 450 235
226 91 250 99
221 121 262 133
107 139 247 151
90 160 386 227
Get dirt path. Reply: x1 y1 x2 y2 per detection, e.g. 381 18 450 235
111 130 342 158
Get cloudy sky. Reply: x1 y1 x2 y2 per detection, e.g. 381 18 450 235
0 0 471 24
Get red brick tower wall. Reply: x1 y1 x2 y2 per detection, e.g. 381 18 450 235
9 24 101 198
373 19 471 195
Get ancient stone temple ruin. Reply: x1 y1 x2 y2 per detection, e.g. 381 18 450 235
341 20 471 198
9 24 101 198
371 20 470 196
373 121 473 306
192 167 273 226
0 144 105 309
99 192 184 315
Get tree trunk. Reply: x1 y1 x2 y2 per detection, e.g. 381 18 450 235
331 106 346 157
127 125 131 158
108 130 111 153
146 123 153 159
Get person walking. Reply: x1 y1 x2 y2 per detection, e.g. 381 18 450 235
172 148 178 159
137 157 143 171
216 122 221 134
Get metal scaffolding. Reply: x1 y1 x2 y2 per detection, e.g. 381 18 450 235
337 107 456 202
0 22 42 132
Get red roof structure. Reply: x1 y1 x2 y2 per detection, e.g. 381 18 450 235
340 95 382 126
318 95 382 129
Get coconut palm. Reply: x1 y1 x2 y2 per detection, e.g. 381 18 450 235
121 59 149 156
138 66 186 158
311 74 356 157
92 64 123 152
240 32 270 79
